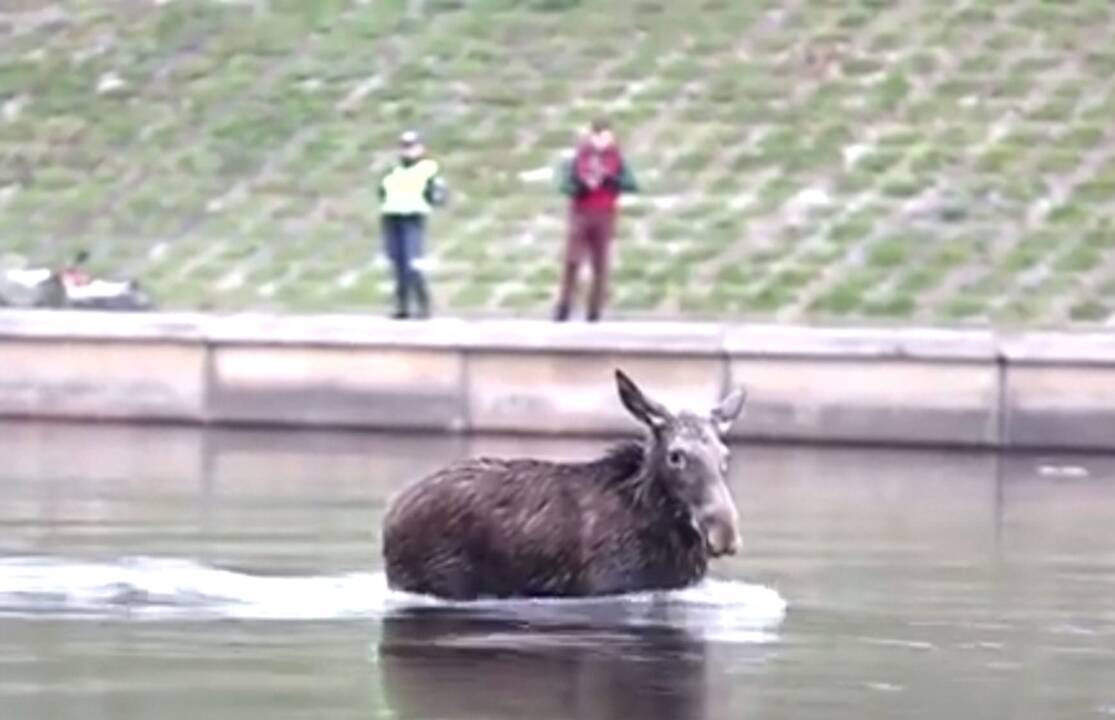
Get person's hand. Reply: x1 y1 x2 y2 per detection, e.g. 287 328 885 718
427 178 449 206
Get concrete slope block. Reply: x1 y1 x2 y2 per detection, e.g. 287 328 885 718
722 325 1000 447
999 333 1115 450
466 351 726 436
210 345 465 431
0 340 206 421
1004 365 1115 450
727 358 999 447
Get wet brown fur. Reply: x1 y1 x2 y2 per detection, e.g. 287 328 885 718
382 440 708 599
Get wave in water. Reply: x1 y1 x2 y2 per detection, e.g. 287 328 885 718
0 556 787 640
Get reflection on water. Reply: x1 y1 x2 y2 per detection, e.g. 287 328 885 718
2 420 1115 720
376 573 785 720
376 577 783 720
379 606 710 720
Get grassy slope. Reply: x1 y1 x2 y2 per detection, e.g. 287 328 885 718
3 0 1115 325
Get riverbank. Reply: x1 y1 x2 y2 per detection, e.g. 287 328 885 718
1 309 1113 450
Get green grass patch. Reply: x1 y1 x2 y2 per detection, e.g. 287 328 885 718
1084 224 1115 249
976 145 1023 174
714 263 760 286
855 148 904 175
995 296 1043 325
927 238 974 270
614 283 666 311
869 71 911 113
798 242 845 266
880 174 925 199
1073 178 1115 206
1053 243 1102 274
1035 150 1083 175
808 269 883 315
1047 201 1090 227
1068 299 1109 322
862 292 916 318
941 293 989 320
1028 96 1079 124
866 237 911 268
3 0 1112 322
1000 231 1055 273
450 282 493 308
742 283 797 312
827 213 875 245
1060 124 1105 150
907 146 958 174
894 265 945 296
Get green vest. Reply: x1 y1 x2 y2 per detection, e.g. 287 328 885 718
381 158 439 215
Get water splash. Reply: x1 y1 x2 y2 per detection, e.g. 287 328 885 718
0 556 386 621
0 556 787 640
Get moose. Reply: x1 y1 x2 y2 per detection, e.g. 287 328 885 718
382 369 747 599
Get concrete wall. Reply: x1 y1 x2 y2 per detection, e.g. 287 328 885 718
2 309 1114 450
0 339 206 422
999 332 1115 450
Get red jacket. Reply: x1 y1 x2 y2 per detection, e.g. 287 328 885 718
565 141 637 212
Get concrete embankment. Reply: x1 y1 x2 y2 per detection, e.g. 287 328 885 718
1 309 1113 450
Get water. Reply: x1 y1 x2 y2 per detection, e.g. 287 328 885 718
1 421 1114 719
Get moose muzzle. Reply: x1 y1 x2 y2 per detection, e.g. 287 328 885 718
698 485 742 557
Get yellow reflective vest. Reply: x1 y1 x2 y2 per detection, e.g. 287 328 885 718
380 158 440 216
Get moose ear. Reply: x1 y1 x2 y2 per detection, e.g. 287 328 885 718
615 369 671 430
710 387 747 436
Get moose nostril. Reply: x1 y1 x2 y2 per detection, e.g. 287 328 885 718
726 534 741 555
704 522 740 557
700 504 742 557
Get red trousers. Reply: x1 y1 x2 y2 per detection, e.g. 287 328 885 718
555 207 616 321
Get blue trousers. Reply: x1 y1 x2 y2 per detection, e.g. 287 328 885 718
382 214 430 317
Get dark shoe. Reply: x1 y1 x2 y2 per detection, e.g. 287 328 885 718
554 304 570 322
391 309 410 320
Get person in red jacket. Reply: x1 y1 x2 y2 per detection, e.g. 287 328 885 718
554 117 638 322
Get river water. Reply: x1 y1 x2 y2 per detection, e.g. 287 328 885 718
1 421 1113 720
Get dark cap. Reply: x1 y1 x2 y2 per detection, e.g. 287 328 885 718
590 116 611 133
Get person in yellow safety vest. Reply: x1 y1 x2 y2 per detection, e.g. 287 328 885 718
379 130 448 319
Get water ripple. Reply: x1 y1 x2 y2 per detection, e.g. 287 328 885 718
0 556 787 641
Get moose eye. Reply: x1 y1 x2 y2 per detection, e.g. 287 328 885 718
667 450 686 468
